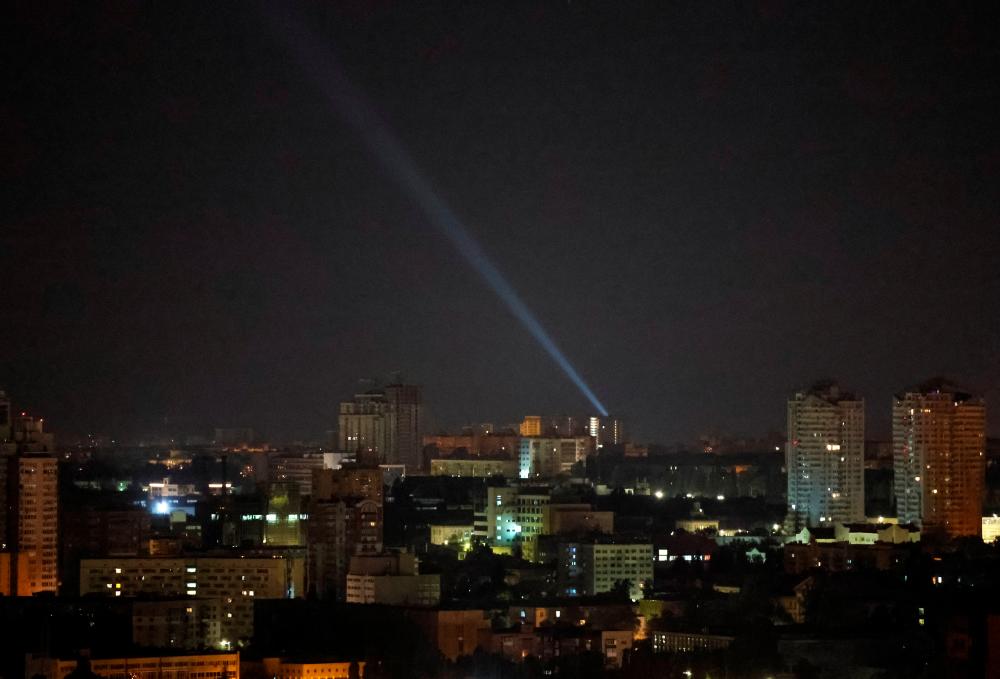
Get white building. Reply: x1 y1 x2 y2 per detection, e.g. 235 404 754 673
786 381 864 528
560 541 653 600
982 516 1000 544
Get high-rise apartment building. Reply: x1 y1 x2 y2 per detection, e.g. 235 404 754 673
588 416 625 449
384 383 422 469
893 379 986 538
307 498 382 599
338 391 390 461
785 381 864 528
338 383 423 468
1 408 59 596
13 453 59 594
307 466 384 599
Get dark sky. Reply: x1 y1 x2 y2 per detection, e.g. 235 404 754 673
4 2 1000 443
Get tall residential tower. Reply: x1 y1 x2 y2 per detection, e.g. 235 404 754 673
893 379 985 539
384 383 422 469
785 381 864 529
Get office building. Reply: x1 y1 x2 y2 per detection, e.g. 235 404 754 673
785 381 865 528
893 379 986 538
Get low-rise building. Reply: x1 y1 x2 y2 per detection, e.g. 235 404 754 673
260 657 364 679
651 630 735 653
429 522 474 549
345 552 440 607
543 505 613 536
26 653 240 679
983 516 1000 544
430 458 517 478
406 608 493 661
783 541 912 574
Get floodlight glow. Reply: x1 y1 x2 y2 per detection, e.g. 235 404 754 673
267 9 608 417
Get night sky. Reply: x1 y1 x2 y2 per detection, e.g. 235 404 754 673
4 2 1000 443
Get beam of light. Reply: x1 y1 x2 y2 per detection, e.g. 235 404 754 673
267 8 608 417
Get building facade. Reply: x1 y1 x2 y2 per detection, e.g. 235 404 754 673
338 391 391 462
345 552 440 606
430 458 517 478
384 383 423 469
786 381 865 528
132 598 224 650
26 653 240 679
79 555 304 643
12 452 59 595
518 437 591 479
893 379 986 538
558 541 653 600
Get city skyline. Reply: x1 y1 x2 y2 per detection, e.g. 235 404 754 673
5 3 1000 675
5 3 1000 443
